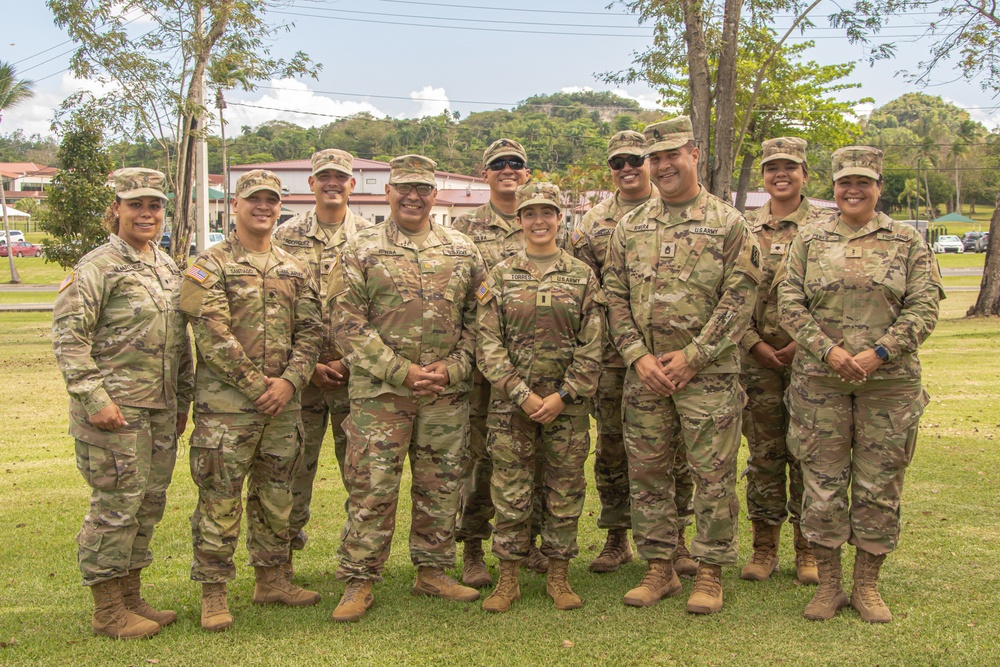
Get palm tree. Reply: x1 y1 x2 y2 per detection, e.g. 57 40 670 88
0 61 36 284
898 178 922 220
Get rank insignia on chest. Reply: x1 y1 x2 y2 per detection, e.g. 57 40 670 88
770 243 787 255
846 247 863 259
536 292 551 307
660 242 676 258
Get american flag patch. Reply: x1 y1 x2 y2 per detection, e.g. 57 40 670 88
185 265 210 283
58 272 74 293
570 228 582 245
475 281 491 303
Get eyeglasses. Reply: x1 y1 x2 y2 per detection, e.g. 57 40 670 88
609 155 646 171
487 158 526 172
392 183 435 196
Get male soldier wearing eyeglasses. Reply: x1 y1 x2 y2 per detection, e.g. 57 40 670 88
329 155 486 622
570 131 697 579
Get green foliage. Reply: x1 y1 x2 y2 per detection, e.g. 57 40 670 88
0 130 58 165
40 112 113 270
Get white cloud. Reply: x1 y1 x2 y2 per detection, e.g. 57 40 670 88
223 78 386 130
1 72 118 137
408 86 449 118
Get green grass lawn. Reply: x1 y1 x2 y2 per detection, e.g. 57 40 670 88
0 291 57 305
1 296 998 666
936 252 986 270
0 256 68 285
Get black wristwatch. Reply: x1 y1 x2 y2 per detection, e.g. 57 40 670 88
874 345 889 361
557 388 572 402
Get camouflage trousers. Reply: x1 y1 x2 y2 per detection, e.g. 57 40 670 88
740 357 803 525
594 363 694 531
290 382 350 551
189 410 303 583
74 406 178 586
488 411 590 561
786 373 928 556
623 369 743 566
336 392 470 582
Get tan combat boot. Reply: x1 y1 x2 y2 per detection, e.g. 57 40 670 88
740 521 780 581
623 559 682 607
851 549 892 623
793 524 819 585
461 539 492 588
589 528 634 573
412 567 481 601
201 583 233 632
332 579 374 622
523 543 549 574
686 564 724 614
674 525 699 578
91 578 161 639
281 550 295 581
119 569 177 627
802 545 849 620
482 560 521 613
252 565 321 606
546 559 583 610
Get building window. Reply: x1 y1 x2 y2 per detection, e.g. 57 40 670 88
375 215 385 223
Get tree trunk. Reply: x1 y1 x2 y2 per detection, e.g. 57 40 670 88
1 187 21 284
682 0 712 187
734 151 755 213
967 189 1000 317
923 171 934 219
709 0 743 201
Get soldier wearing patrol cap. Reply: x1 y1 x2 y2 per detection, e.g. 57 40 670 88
329 154 486 622
603 116 762 614
477 182 606 612
53 167 194 639
571 131 698 578
738 137 831 586
272 149 374 577
778 145 942 623
449 138 553 585
181 169 324 631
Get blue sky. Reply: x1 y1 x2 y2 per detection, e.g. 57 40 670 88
3 0 998 139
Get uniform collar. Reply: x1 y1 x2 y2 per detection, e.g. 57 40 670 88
511 248 570 280
306 207 361 248
110 233 158 265
757 196 812 230
228 231 281 272
651 185 708 226
386 219 448 250
486 201 518 235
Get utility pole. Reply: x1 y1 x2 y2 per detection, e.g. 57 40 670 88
193 4 210 253
216 88 230 235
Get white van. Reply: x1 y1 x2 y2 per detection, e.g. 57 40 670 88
0 230 25 245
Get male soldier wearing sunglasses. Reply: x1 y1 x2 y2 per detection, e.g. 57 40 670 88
571 131 697 579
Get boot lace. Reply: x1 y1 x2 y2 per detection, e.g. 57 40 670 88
204 586 228 614
638 562 671 589
692 568 721 597
340 581 367 604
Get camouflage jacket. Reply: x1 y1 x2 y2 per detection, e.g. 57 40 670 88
180 232 322 414
777 212 943 379
571 190 651 369
273 207 373 362
450 200 568 272
740 197 833 354
328 220 485 399
603 186 762 374
52 234 194 424
476 249 606 415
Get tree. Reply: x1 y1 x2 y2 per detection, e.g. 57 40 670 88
40 111 114 270
0 60 36 284
49 0 319 265
898 178 922 220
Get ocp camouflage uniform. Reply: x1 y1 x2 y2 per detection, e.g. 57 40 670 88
330 220 485 581
777 211 942 555
181 232 322 583
477 249 605 560
604 187 761 566
273 207 374 550
53 234 194 586
573 192 695 534
740 197 831 526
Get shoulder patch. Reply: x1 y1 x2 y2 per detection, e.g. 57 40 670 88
570 228 583 246
476 280 493 303
58 272 74 293
185 264 213 284
751 245 761 268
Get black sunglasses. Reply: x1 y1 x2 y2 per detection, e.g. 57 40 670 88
392 183 434 196
488 158 526 171
609 155 646 170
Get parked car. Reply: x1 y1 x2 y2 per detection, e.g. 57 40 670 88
158 232 197 256
1 230 25 244
933 235 964 254
0 240 41 257
207 232 225 247
962 232 985 252
975 232 990 253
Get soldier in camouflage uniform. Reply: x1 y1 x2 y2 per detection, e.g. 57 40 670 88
449 139 549 584
329 155 486 622
778 146 942 623
53 168 193 639
603 117 762 614
272 149 374 575
739 138 832 586
477 182 605 613
571 130 697 577
181 170 324 631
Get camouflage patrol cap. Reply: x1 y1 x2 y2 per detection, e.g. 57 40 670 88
643 116 694 156
388 154 438 186
761 137 808 166
482 138 528 167
515 182 562 213
608 130 646 159
311 148 354 177
832 145 883 181
235 169 282 198
113 167 168 200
